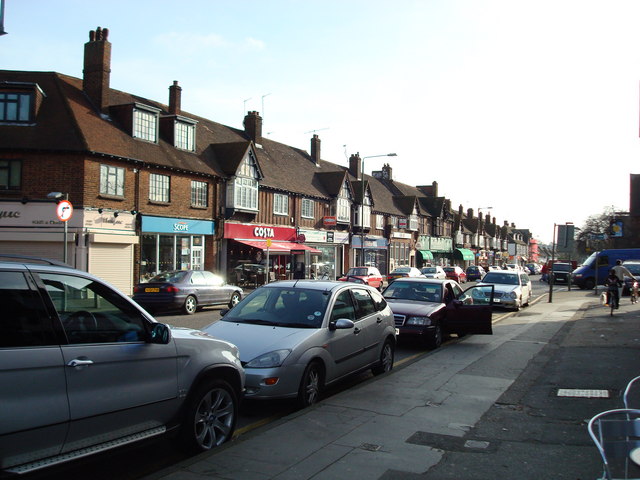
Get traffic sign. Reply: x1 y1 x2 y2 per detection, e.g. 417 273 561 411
56 200 73 222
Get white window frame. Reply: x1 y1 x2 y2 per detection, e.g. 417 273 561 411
376 214 385 229
149 173 170 202
133 106 159 143
175 120 196 151
301 198 315 219
191 180 208 207
274 193 288 215
228 153 260 211
100 164 125 197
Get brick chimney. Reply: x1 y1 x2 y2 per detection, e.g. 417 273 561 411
381 163 392 180
417 181 439 197
244 111 262 144
348 153 362 179
168 80 181 115
310 134 321 165
83 27 111 113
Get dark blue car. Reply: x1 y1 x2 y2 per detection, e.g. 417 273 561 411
465 265 486 282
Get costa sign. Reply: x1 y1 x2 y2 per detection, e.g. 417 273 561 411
254 226 275 238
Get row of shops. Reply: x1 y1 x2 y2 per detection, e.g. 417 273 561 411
1 200 517 296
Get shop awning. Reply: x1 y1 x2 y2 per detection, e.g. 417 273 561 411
418 250 433 260
454 248 475 261
234 239 321 254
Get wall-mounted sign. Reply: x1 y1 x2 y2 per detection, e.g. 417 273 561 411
323 216 337 227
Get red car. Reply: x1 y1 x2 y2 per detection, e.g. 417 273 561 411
338 266 384 290
444 266 467 283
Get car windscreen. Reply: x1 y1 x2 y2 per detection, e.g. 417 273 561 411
393 267 411 273
552 264 571 272
481 272 519 285
222 287 329 328
383 281 441 302
625 263 640 275
422 268 437 273
347 268 368 276
148 271 189 283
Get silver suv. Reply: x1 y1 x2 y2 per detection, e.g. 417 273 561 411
0 255 245 475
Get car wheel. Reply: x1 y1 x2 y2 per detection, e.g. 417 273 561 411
298 361 323 408
177 378 238 453
512 298 521 312
425 322 443 350
183 295 197 315
228 292 241 308
372 338 394 375
584 278 595 290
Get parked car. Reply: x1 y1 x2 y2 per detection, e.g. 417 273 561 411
0 255 245 475
338 266 384 290
382 278 494 349
622 260 640 295
550 262 573 284
420 266 446 279
476 269 532 311
388 266 423 282
526 263 541 275
444 266 467 283
204 280 396 408
133 270 243 315
465 265 486 282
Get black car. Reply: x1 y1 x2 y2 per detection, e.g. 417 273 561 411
133 270 243 315
551 263 573 284
382 278 494 350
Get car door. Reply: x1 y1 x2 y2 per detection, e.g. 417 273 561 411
325 289 366 380
519 273 532 301
0 270 69 471
350 287 386 364
189 270 211 306
444 283 494 335
202 271 226 304
35 271 179 452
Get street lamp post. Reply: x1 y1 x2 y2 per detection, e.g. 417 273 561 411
359 153 396 267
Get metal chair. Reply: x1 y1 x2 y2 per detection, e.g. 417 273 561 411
624 377 640 409
588 408 640 479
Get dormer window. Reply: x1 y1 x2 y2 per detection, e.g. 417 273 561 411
0 93 32 123
227 151 259 211
409 206 419 231
175 121 195 151
133 104 160 143
335 181 351 223
355 191 371 228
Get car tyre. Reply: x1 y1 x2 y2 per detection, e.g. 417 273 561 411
298 361 323 408
183 295 197 315
584 278 595 290
228 292 241 308
424 322 443 350
177 378 238 453
372 338 394 375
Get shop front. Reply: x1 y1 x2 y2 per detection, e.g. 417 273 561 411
352 235 389 276
429 236 454 266
298 228 349 280
139 215 214 282
223 223 321 287
388 233 412 271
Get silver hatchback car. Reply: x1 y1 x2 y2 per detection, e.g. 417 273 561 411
0 256 245 475
205 280 397 407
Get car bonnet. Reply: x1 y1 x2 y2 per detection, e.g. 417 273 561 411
385 299 443 316
204 321 318 362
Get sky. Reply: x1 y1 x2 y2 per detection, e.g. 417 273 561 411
3 0 640 243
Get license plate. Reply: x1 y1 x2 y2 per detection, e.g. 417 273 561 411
145 287 160 293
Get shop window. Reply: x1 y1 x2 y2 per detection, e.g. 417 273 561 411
301 198 314 219
191 180 208 207
0 159 21 190
274 193 288 215
149 173 170 203
100 164 124 197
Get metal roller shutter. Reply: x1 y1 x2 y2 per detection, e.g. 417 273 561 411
0 242 65 262
88 243 134 295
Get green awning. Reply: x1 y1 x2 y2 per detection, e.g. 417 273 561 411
454 248 475 261
418 250 433 260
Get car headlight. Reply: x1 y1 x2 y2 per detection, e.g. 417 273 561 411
509 291 518 299
405 316 431 326
246 349 291 368
574 273 583 278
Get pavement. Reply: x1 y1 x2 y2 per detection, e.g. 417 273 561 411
146 288 640 480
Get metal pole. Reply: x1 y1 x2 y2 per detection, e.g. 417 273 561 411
361 157 365 267
63 193 69 264
548 223 556 303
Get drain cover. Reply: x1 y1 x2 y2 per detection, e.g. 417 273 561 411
557 388 610 398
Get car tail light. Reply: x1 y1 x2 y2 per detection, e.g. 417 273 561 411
165 286 180 293
133 286 141 293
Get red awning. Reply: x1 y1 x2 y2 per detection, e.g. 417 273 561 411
233 239 321 254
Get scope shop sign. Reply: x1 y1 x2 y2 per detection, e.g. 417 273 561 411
141 215 214 235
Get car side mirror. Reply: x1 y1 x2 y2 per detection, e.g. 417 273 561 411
329 318 355 331
149 323 171 344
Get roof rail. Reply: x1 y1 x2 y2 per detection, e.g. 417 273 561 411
0 254 71 268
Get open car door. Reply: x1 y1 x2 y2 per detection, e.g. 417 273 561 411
444 285 494 335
